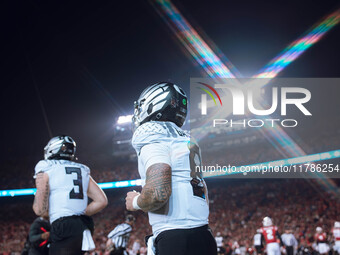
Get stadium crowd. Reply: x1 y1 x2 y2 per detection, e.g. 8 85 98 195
0 179 339 254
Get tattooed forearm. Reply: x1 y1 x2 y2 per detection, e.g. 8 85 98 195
138 163 172 212
41 181 49 212
33 173 49 216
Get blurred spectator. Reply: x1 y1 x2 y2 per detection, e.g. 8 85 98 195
28 213 50 255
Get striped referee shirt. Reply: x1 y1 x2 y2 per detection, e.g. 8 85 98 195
107 223 132 249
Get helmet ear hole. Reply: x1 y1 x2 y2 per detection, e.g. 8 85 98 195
61 144 67 152
156 113 162 119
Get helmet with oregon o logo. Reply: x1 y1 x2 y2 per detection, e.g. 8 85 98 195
132 82 187 129
44 135 76 160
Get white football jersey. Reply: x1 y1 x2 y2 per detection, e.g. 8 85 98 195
34 159 90 223
333 227 340 240
132 121 209 237
215 236 223 247
254 233 262 246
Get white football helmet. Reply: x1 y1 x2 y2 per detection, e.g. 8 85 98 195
263 216 273 227
335 221 340 228
44 135 76 160
316 227 322 233
132 82 187 130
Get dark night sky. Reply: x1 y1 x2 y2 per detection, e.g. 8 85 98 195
1 0 339 166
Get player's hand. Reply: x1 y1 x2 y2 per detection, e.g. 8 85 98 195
125 191 140 211
41 231 50 240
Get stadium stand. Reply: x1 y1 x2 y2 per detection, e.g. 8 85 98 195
0 179 339 254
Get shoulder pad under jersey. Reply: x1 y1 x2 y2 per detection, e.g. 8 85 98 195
34 160 54 178
132 121 170 155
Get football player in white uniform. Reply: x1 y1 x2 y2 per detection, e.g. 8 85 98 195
315 227 329 255
254 229 264 255
125 82 217 255
215 232 225 255
106 214 135 255
33 135 108 255
333 221 340 254
260 217 281 255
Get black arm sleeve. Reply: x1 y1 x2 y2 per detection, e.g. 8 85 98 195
261 234 265 246
29 220 43 245
276 231 283 246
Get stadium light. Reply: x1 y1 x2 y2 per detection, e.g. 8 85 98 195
0 179 142 198
117 115 133 124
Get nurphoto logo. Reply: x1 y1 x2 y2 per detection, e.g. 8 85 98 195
194 79 312 128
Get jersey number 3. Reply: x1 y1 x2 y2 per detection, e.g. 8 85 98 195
65 167 84 199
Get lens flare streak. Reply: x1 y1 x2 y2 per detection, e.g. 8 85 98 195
152 0 237 78
151 0 340 194
0 150 339 197
255 10 340 78
202 149 340 178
